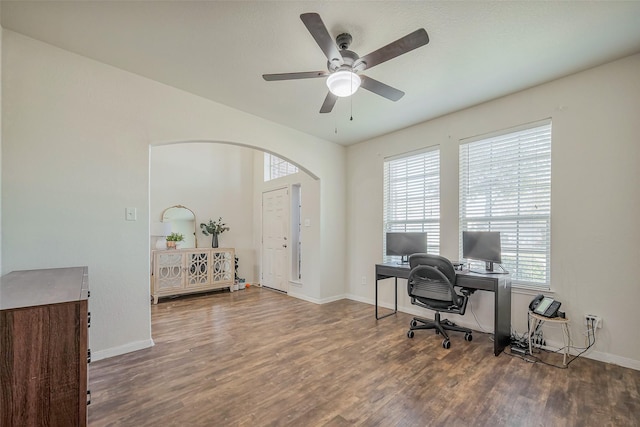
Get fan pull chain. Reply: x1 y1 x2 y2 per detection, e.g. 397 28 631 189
350 75 354 121
350 94 354 121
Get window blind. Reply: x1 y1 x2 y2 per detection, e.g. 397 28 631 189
459 121 551 288
383 148 440 261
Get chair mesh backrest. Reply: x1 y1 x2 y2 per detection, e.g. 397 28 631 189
408 254 457 302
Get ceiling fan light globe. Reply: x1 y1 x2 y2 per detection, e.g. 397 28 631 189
326 71 361 97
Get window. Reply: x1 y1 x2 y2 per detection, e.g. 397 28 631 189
264 153 298 181
291 184 302 280
459 120 551 288
383 148 440 261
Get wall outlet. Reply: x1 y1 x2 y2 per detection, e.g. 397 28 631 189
361 276 367 285
585 314 603 329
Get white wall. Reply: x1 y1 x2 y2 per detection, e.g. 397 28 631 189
150 142 256 282
1 31 346 359
8 25 637 369
346 53 640 369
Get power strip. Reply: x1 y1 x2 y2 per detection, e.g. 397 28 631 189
530 331 546 347
510 345 529 356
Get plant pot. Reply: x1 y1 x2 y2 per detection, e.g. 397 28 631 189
166 241 177 249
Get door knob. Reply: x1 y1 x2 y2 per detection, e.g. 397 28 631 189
283 244 288 248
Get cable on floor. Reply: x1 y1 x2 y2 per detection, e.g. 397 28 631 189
506 316 597 369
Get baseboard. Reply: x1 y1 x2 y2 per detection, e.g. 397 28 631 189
345 295 640 371
92 338 155 362
344 293 371 305
527 338 640 371
571 348 640 371
288 290 347 305
346 293 494 332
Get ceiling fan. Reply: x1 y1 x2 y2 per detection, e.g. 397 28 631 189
262 13 430 113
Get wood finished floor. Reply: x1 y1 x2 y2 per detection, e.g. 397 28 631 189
88 287 640 426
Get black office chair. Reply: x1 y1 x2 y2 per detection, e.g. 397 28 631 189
406 253 473 349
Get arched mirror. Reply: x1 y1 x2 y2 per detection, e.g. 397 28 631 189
161 205 197 249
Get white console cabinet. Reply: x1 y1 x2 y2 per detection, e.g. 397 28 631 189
151 248 235 304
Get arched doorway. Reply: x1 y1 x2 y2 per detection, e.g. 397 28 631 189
149 140 320 305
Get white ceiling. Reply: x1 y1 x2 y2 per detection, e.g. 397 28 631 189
2 1 640 146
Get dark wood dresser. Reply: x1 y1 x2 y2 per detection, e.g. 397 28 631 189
1 267 90 427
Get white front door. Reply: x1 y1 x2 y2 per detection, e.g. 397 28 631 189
262 188 289 292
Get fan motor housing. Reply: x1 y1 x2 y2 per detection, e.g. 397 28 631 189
336 33 352 50
328 49 359 72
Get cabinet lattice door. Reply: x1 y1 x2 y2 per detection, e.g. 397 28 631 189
155 252 184 291
212 251 234 284
186 251 210 287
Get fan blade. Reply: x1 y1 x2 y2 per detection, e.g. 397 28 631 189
320 92 338 113
355 28 429 71
300 13 344 67
263 71 328 81
360 75 405 101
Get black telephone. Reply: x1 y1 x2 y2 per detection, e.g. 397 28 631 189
529 294 561 318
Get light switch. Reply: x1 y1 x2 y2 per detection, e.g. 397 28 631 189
126 207 137 221
304 219 311 227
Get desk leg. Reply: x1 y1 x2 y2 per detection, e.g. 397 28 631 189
493 279 512 356
375 276 398 320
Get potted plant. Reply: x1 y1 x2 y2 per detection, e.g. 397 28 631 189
165 232 184 249
200 217 230 248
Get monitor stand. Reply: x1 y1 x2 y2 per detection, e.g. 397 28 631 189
397 255 410 265
470 261 507 274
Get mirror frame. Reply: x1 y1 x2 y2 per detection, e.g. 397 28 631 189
161 205 197 248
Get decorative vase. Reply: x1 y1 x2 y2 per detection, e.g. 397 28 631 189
155 238 167 249
211 234 219 248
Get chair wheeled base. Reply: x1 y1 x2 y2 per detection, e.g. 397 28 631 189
407 312 473 349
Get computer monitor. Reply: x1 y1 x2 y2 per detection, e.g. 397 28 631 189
386 232 428 264
462 231 502 272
